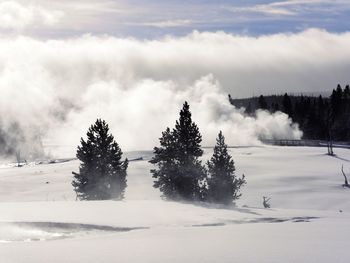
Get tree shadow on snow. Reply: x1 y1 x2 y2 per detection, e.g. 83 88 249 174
191 216 320 228
330 155 350 163
179 200 262 216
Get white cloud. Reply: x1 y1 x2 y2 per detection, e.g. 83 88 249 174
141 20 193 28
2 29 350 155
0 0 133 32
229 0 349 16
1 0 347 38
272 0 330 6
232 5 296 16
0 1 63 30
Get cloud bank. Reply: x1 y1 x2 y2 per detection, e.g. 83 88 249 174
2 29 350 157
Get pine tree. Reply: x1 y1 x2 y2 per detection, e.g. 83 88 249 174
150 102 207 201
344 85 350 99
258 95 268 110
207 131 246 204
331 85 343 120
245 102 253 115
72 119 128 200
150 128 178 199
282 93 293 118
271 102 279 112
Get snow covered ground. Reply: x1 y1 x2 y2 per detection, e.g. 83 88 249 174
0 146 349 262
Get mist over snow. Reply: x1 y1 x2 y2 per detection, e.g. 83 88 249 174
3 28 350 156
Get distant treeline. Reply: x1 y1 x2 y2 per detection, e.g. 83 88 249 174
229 84 350 141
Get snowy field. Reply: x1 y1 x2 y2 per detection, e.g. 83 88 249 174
1 146 350 263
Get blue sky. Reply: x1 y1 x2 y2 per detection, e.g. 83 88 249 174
1 0 350 38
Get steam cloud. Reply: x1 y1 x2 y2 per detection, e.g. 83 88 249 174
2 29 349 158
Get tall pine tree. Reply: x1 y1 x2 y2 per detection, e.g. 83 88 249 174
258 95 268 110
282 93 293 118
150 102 207 201
72 119 128 200
207 131 246 204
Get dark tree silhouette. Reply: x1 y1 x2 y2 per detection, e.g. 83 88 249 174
246 101 253 114
72 119 128 200
341 165 350 188
149 127 178 199
344 85 350 99
207 131 246 204
258 95 268 110
150 102 207 201
271 102 279 112
326 105 334 156
229 84 350 142
263 196 271 208
282 93 293 117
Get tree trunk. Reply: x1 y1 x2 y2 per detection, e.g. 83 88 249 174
341 165 350 188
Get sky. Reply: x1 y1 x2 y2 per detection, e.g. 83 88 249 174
0 0 349 38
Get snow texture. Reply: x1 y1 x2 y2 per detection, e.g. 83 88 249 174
0 146 349 262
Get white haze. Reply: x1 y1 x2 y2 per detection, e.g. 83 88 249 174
3 28 350 156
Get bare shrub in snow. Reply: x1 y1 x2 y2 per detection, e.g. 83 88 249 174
263 196 271 208
341 165 350 188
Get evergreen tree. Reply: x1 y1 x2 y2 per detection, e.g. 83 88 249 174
150 102 207 201
331 85 343 119
317 95 324 115
228 85 350 141
258 95 268 110
344 85 350 99
228 94 233 105
282 93 293 118
271 102 279 112
72 119 128 200
150 127 178 199
245 101 253 115
207 131 246 204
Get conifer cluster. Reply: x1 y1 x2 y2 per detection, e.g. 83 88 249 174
73 105 246 205
150 102 246 204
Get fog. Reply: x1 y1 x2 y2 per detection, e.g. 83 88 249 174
2 29 349 157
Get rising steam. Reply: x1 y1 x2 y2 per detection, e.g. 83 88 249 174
4 29 349 158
